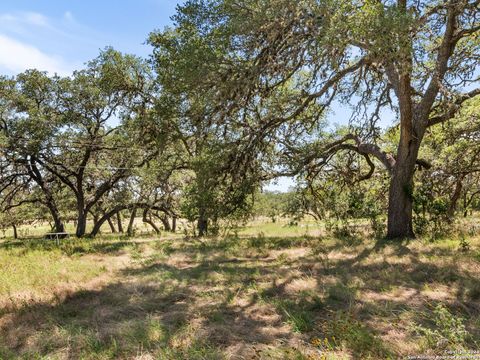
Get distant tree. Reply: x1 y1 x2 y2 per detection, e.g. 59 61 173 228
252 191 293 222
2 49 156 237
88 145 187 237
0 199 43 239
420 97 480 221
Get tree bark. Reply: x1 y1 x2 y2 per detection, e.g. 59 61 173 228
76 206 87 238
386 95 422 239
12 224 18 239
45 202 65 233
197 214 208 237
127 207 137 236
42 195 65 233
172 216 177 232
142 209 160 234
447 175 464 221
159 214 171 231
116 212 124 233
90 207 126 237
27 158 65 233
387 163 416 239
107 216 117 233
51 211 65 233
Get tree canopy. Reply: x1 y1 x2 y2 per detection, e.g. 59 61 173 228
1 0 479 239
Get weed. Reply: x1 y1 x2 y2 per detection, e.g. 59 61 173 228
413 304 469 350
459 236 470 252
249 232 266 248
466 281 480 301
318 311 390 358
326 282 357 306
283 307 315 333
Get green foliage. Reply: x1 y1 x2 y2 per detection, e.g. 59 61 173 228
282 305 315 333
413 180 452 238
147 0 480 240
252 191 295 222
459 236 470 253
414 305 469 350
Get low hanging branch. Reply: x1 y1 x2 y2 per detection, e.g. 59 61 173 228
269 131 432 183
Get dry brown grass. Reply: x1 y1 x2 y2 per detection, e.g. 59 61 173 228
0 223 479 359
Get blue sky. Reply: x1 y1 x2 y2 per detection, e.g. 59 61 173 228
0 0 182 75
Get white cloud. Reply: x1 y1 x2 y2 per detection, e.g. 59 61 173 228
0 34 71 75
0 11 51 28
0 10 112 77
24 12 50 27
0 14 16 22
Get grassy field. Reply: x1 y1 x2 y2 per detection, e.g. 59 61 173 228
0 218 479 359
0 218 178 239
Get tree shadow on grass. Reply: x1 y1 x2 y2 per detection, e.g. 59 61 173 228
0 238 134 256
208 234 480 358
0 257 298 359
1 235 480 359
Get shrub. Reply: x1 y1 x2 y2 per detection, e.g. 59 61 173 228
413 304 469 349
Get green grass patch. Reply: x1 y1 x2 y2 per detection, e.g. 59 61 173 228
0 247 106 302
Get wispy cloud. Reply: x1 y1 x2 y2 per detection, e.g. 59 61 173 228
0 10 107 76
0 34 72 75
63 11 74 23
0 11 51 30
23 12 50 27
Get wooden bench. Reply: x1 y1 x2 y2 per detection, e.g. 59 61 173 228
45 232 70 245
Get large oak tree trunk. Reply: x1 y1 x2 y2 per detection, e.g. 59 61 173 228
90 219 103 238
387 162 416 239
386 124 426 239
76 209 87 238
42 189 65 233
384 25 430 240
159 215 171 231
52 215 65 233
386 77 422 239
